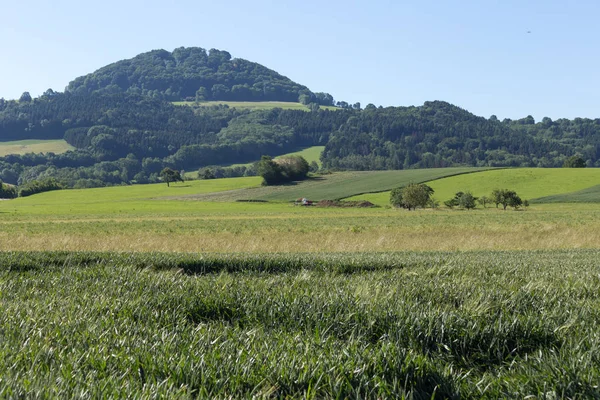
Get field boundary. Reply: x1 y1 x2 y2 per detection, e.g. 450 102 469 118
339 167 502 200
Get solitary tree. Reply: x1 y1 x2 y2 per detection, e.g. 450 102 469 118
563 155 586 168
390 183 434 210
160 168 183 187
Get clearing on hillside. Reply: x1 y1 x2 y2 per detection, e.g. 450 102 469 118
183 146 325 178
0 139 74 156
276 146 324 166
348 168 600 206
173 101 338 111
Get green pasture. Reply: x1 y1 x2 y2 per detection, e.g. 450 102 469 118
534 184 600 203
276 145 324 166
0 139 74 156
178 167 488 203
1 169 600 252
0 176 262 216
173 101 338 111
348 168 600 206
1 250 600 398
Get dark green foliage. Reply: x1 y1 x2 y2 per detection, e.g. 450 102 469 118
444 199 458 209
276 155 310 180
18 92 32 103
508 193 523 210
197 168 216 179
160 168 183 187
390 183 434 210
66 47 334 105
563 155 587 168
257 155 285 185
492 189 522 210
444 192 463 209
257 155 310 185
321 101 600 170
444 191 478 210
18 178 64 197
0 182 17 199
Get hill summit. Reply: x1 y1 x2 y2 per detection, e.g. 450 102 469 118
66 47 334 105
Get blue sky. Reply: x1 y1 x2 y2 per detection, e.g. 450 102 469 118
1 0 598 120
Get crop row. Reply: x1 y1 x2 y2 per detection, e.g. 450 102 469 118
1 250 599 398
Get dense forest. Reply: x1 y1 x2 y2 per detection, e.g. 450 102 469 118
1 46 599 191
321 102 600 170
66 47 335 105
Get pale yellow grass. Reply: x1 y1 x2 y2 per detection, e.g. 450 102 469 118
2 224 599 252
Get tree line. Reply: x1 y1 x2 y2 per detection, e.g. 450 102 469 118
1 93 599 191
390 184 527 211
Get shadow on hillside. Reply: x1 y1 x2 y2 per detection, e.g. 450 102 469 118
273 176 327 187
169 185 192 188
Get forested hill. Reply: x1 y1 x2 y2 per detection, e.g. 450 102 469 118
1 92 599 190
322 101 599 170
65 47 334 105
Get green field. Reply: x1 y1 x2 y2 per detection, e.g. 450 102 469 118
173 101 339 111
176 168 492 203
534 184 600 203
1 250 600 398
2 170 600 252
348 168 600 206
2 169 600 397
276 145 324 166
0 139 74 156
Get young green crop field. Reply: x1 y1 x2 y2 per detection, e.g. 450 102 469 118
1 250 600 398
2 169 600 397
173 100 338 111
534 184 600 203
348 168 600 206
176 167 492 203
0 139 74 156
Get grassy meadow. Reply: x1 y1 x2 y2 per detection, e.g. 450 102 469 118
2 168 600 397
348 168 600 206
176 167 492 203
0 139 74 156
173 100 338 111
276 145 324 166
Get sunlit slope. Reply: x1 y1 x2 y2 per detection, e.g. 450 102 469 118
347 168 600 206
174 101 338 111
534 184 600 203
0 177 262 216
277 146 324 166
187 168 490 202
0 139 74 156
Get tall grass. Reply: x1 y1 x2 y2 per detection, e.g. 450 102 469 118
1 250 600 398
